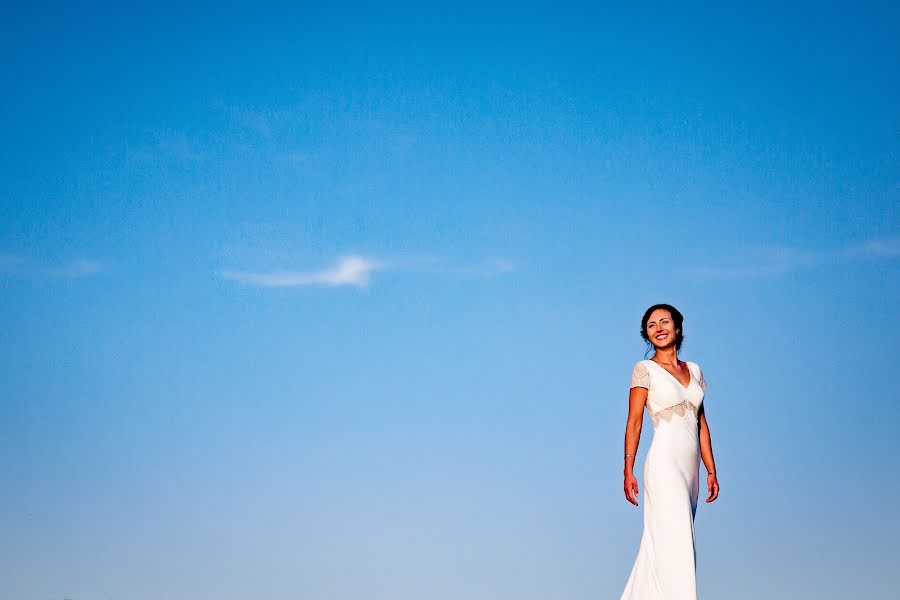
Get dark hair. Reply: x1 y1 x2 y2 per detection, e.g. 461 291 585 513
640 303 685 357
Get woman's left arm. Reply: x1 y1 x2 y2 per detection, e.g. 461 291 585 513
698 406 719 503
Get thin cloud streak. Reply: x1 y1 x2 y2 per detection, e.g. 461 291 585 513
218 255 385 288
0 254 25 270
852 238 900 258
52 258 103 279
683 264 795 280
683 236 900 281
0 255 102 279
217 253 517 289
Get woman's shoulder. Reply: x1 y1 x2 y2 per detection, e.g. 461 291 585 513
684 360 708 390
632 359 653 373
685 359 704 370
629 360 651 388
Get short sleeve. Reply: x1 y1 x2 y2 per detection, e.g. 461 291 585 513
630 361 650 389
697 364 708 391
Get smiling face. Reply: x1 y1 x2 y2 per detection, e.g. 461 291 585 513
646 308 679 350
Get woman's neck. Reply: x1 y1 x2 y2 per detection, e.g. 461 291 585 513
652 348 679 366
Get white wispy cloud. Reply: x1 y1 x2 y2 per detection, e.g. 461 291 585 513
0 254 25 270
682 236 900 281
848 237 900 258
682 263 795 280
0 255 102 279
218 255 385 288
53 258 103 279
216 253 517 289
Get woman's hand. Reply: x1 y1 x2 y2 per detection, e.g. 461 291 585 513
705 473 719 502
624 472 639 506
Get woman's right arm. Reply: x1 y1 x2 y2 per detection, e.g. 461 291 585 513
623 386 647 506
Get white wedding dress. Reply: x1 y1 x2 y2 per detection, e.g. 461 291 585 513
619 359 708 600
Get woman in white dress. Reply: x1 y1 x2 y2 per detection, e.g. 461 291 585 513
620 304 719 600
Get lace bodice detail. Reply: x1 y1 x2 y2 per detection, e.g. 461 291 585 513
629 359 707 427
630 362 650 389
650 399 699 426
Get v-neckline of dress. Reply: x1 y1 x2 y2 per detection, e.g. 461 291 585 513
647 359 692 390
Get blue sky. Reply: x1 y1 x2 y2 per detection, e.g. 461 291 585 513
1 2 898 599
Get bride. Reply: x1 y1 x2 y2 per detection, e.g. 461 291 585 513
619 303 720 599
